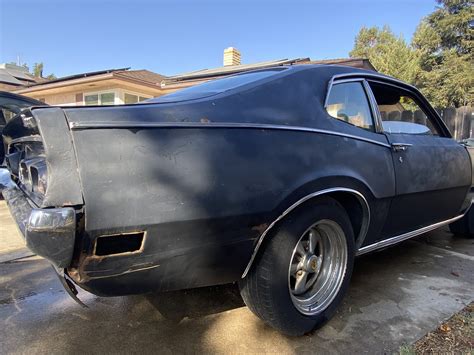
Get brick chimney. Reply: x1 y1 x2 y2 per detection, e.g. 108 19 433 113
223 47 241 66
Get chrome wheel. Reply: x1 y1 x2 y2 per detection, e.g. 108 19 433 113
288 219 348 315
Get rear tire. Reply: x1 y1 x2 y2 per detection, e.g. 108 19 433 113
449 206 474 238
239 197 355 336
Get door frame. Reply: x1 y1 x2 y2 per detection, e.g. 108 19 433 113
361 76 469 236
325 72 452 138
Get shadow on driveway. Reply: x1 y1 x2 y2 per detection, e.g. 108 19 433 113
0 228 473 354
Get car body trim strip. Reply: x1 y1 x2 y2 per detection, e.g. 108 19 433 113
324 73 419 110
356 213 465 256
69 121 391 148
241 187 371 278
10 135 43 144
325 72 451 138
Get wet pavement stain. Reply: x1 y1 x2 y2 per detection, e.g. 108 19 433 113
0 228 473 354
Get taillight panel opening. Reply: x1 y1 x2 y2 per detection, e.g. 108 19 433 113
94 232 146 256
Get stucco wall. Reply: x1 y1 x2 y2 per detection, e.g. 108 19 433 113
27 85 159 106
15 75 169 106
40 92 78 106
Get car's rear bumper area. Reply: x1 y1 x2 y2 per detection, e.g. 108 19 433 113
71 235 256 297
2 184 76 268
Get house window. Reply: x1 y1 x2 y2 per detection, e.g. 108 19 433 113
84 92 115 106
124 93 148 104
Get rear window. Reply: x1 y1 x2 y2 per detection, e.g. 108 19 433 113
148 69 284 103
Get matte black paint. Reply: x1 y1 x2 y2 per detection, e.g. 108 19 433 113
382 133 471 236
1 65 472 296
69 127 395 291
2 185 77 268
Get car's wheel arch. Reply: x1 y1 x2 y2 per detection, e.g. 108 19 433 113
242 183 372 278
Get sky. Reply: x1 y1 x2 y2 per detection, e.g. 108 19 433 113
0 0 437 78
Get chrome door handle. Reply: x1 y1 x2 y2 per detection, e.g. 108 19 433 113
391 143 412 152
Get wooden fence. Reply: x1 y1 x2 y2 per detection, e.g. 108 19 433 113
384 106 474 140
438 106 474 141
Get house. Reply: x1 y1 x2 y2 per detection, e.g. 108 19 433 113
162 48 375 91
11 68 168 106
0 63 47 91
8 48 375 106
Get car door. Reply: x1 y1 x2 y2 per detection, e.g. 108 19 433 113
366 80 471 237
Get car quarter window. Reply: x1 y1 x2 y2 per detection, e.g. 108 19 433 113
368 81 441 136
326 81 374 132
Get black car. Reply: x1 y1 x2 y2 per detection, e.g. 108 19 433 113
2 65 473 335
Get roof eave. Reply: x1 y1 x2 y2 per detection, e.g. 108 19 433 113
13 72 163 95
13 72 116 94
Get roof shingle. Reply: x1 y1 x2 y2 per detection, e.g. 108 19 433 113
114 70 167 85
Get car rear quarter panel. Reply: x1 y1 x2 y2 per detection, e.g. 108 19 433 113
69 125 395 294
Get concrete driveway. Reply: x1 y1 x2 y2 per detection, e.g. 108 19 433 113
1 199 473 354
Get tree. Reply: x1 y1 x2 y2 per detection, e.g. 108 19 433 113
349 26 420 84
350 0 473 107
413 0 473 56
412 0 473 107
31 62 56 80
33 63 43 77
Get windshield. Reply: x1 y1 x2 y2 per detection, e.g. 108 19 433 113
147 69 284 103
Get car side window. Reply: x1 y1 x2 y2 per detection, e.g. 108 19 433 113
326 82 374 132
368 81 441 136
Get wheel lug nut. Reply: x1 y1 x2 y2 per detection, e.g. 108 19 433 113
297 270 303 276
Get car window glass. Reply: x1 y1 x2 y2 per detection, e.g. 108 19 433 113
368 82 441 136
148 69 285 103
326 82 374 132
